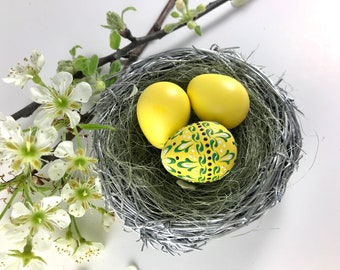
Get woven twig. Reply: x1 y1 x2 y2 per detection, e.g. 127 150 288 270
93 46 303 254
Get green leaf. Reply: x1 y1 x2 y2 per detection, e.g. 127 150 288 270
103 60 121 87
110 30 121 50
74 55 98 77
110 60 121 74
74 56 88 72
170 11 180 18
163 23 178 33
103 11 125 32
121 6 137 20
104 77 117 88
69 45 82 58
194 25 202 36
88 55 99 76
78 123 116 131
57 60 75 74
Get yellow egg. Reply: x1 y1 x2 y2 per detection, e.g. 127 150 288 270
161 121 237 183
187 74 250 129
137 81 191 149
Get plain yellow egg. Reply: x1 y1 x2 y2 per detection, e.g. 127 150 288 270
137 81 191 149
187 74 250 129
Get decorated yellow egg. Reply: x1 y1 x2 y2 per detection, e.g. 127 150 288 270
137 81 191 149
187 74 250 129
161 121 237 183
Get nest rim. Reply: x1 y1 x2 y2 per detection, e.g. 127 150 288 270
93 46 303 254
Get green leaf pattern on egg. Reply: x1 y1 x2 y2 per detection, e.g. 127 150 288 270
161 121 237 183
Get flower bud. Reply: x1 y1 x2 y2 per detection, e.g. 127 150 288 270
196 4 206 13
231 0 249 7
95 80 106 91
175 0 185 12
57 60 75 74
187 20 197 30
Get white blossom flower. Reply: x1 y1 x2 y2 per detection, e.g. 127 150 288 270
30 71 92 128
0 251 46 270
0 116 58 175
0 223 29 254
54 236 78 256
72 241 104 264
231 0 249 7
2 51 45 88
80 93 101 115
126 266 139 270
48 141 97 181
6 196 71 251
61 177 102 217
101 211 115 232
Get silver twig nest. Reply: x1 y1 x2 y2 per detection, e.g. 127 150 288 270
93 46 303 254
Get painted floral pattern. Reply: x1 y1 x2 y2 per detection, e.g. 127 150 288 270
161 121 237 183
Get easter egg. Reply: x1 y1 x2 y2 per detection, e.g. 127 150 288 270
137 81 191 149
161 121 237 183
187 74 250 129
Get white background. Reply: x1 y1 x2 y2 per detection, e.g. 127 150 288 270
0 0 339 269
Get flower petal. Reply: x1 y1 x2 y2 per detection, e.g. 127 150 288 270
0 117 23 144
40 196 62 211
47 209 71 229
54 237 77 256
102 212 115 232
94 177 102 195
30 50 45 71
68 201 85 217
33 110 54 128
32 229 52 252
47 159 67 181
11 202 31 219
30 85 53 104
3 74 33 88
54 141 75 158
2 223 30 244
51 72 73 95
3 256 22 270
0 112 6 121
27 258 46 270
69 82 92 103
35 127 58 149
61 183 74 202
126 266 139 270
65 110 81 128
72 241 104 263
81 94 100 114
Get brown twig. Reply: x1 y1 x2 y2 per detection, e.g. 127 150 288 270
11 0 231 120
100 0 231 65
126 0 176 64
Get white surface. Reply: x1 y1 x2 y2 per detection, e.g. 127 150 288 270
1 0 339 269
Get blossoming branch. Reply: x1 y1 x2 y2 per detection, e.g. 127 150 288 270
0 0 249 269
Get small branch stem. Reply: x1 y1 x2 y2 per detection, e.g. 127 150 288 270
126 0 176 64
0 184 22 220
11 102 40 120
71 215 83 241
9 0 231 120
99 0 230 65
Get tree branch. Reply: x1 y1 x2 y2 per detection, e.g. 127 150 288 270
126 0 176 64
99 0 230 66
11 102 40 120
11 0 231 120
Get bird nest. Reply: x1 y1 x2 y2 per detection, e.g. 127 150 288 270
93 46 303 254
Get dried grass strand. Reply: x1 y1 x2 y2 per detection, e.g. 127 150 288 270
93 46 303 254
